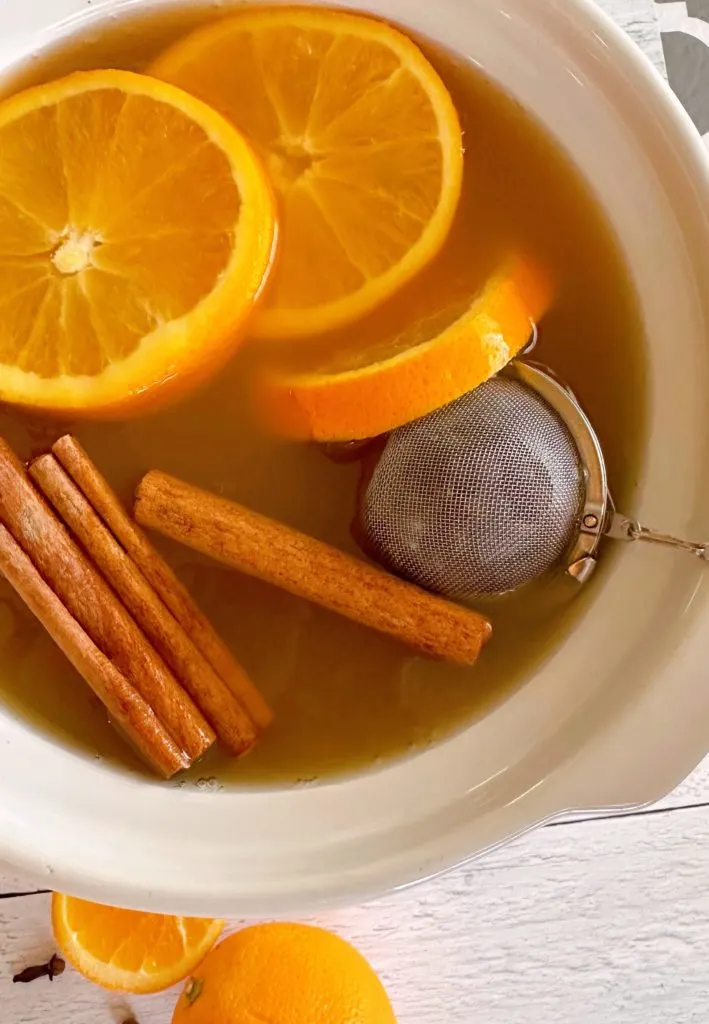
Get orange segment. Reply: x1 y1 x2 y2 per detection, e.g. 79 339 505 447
51 892 224 994
258 256 553 441
172 923 396 1024
152 6 463 340
0 69 276 414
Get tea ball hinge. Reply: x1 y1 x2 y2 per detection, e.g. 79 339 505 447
567 555 598 583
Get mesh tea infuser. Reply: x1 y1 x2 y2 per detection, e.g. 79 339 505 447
356 360 709 601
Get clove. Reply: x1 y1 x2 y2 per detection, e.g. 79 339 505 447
13 953 65 983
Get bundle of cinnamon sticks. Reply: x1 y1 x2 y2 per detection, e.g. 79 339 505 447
0 435 271 777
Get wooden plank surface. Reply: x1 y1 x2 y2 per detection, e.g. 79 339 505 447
605 0 668 71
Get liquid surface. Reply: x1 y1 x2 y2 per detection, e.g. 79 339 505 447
0 4 646 784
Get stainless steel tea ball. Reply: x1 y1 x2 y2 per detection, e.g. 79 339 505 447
356 362 709 600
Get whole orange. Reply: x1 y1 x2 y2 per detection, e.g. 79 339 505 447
171 923 397 1024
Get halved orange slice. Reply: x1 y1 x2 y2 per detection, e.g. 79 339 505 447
51 892 224 994
152 6 463 340
0 69 276 415
258 256 553 441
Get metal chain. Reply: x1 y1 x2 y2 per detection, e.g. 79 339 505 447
606 512 709 560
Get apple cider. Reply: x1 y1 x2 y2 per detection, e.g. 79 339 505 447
0 3 646 782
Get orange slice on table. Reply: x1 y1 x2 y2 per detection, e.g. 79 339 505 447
51 892 224 994
152 6 463 341
258 256 554 441
0 69 276 415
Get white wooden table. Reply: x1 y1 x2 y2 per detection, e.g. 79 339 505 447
6 3 709 1023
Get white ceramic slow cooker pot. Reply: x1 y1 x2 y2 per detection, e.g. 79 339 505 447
1 0 709 917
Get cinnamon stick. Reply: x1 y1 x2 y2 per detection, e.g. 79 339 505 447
52 435 272 730
0 440 214 762
29 453 257 757
134 471 493 667
0 524 188 777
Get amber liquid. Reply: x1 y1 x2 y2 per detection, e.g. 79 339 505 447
0 4 646 784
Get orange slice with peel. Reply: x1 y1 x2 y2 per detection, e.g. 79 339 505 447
258 256 554 441
152 6 463 341
51 892 224 994
0 69 276 415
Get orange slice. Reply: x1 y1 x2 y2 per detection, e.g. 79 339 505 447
258 256 553 441
51 892 224 994
152 6 463 341
0 70 276 415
